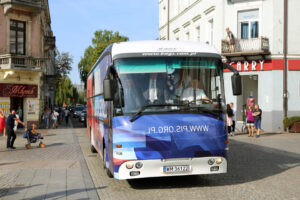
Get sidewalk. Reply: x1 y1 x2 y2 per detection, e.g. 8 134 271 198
0 120 99 200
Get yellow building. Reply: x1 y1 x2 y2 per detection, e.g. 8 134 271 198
0 0 56 127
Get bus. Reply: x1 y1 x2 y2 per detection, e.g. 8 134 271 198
86 40 241 180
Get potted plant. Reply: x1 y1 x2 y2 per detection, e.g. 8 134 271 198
283 116 300 133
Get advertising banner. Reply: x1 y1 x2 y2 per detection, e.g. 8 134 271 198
0 100 10 115
27 100 36 114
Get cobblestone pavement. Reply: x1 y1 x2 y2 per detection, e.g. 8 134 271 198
0 119 99 200
74 121 300 200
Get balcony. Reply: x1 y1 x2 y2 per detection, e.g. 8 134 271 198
221 37 270 61
45 36 56 50
0 0 44 13
0 54 46 71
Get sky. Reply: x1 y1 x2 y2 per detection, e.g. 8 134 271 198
49 0 158 85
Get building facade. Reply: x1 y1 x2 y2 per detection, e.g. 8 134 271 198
159 0 300 131
0 0 56 127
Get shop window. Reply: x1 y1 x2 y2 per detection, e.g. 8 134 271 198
238 9 259 39
10 20 26 55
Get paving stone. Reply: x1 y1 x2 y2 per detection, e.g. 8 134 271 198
0 119 99 200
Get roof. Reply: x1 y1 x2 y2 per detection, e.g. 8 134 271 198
111 40 221 60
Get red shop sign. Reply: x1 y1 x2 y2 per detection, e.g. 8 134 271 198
0 83 38 98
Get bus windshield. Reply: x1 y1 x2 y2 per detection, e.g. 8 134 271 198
115 57 224 114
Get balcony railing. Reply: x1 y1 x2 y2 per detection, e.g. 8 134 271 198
45 36 56 50
0 54 46 71
221 37 270 57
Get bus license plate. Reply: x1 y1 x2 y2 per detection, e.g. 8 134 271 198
163 165 190 173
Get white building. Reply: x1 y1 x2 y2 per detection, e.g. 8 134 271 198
159 0 300 131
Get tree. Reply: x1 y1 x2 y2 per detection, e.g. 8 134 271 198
56 51 73 81
55 77 75 106
78 30 129 87
54 51 75 106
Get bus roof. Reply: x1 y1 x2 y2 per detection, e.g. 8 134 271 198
88 40 221 77
111 40 221 60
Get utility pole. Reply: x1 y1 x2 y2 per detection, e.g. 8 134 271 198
283 0 288 122
167 0 170 40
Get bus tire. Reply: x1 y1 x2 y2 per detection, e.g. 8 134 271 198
90 129 97 153
91 145 97 153
103 147 113 178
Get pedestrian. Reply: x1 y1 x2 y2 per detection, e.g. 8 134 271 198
245 105 255 137
43 107 51 129
13 111 19 133
253 104 262 138
226 27 235 52
230 102 236 136
65 108 70 126
60 108 65 124
52 109 59 128
0 109 6 137
17 105 23 128
6 109 25 149
226 104 234 136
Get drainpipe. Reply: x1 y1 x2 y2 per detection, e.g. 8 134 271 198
167 0 170 40
283 0 288 122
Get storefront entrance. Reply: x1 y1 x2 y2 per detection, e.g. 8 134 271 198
236 75 258 121
10 97 23 115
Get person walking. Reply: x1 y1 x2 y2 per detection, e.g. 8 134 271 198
13 111 19 133
245 105 255 137
6 109 25 149
0 109 6 137
253 104 262 138
52 110 59 128
230 102 236 136
17 106 23 128
43 108 50 129
226 104 234 136
64 109 70 126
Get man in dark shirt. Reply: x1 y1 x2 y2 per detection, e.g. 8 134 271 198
253 104 262 138
6 109 25 149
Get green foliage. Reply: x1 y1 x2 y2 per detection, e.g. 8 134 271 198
55 51 73 81
78 30 129 86
283 116 300 129
77 91 86 104
55 77 76 106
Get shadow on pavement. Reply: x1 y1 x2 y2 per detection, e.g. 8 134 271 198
128 140 300 189
45 143 65 147
24 186 106 200
0 184 43 198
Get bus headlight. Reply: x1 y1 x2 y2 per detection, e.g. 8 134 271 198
216 158 223 164
135 162 143 169
208 158 215 165
126 162 134 169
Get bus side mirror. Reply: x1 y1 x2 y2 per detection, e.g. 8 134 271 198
103 79 114 101
231 74 242 96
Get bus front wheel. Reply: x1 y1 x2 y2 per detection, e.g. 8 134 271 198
103 147 113 178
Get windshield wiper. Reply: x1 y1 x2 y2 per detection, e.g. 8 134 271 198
129 104 186 122
190 105 223 119
180 100 223 119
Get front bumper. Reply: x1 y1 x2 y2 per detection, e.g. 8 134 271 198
116 156 227 180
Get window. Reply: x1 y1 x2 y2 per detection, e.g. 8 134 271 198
238 9 259 39
185 32 190 41
195 26 200 41
10 20 26 55
208 19 214 45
